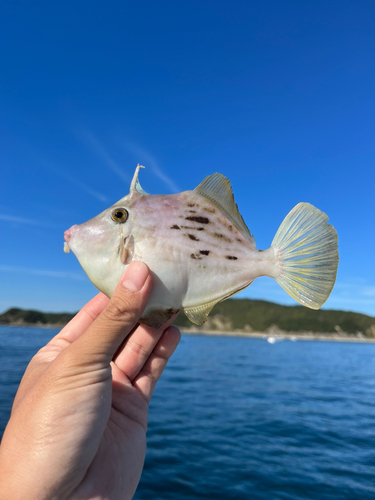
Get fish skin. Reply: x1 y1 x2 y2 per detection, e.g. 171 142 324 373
64 165 338 328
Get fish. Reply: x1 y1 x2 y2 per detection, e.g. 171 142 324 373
64 165 339 329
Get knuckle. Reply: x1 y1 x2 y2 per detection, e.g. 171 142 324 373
141 365 158 384
127 339 149 358
104 295 141 324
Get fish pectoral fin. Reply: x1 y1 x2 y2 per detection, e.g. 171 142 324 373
119 234 134 265
183 299 220 326
119 245 128 264
194 173 256 248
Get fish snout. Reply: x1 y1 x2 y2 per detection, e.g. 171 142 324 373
64 225 78 243
64 225 80 253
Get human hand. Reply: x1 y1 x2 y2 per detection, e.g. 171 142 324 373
0 261 180 500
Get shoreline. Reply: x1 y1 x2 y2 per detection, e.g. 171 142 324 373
0 322 67 329
1 323 374 343
180 328 375 343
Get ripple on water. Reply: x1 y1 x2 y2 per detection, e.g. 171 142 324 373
1 328 375 499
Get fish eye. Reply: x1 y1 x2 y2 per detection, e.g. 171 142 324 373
111 208 129 223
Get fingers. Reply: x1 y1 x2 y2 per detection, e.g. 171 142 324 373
113 313 178 381
54 293 110 344
66 261 152 365
133 325 181 403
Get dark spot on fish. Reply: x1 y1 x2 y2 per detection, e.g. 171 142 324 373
188 210 197 213
228 225 233 232
236 238 242 242
170 225 181 230
213 232 232 243
188 234 199 241
203 206 216 214
140 308 179 329
185 216 210 224
190 253 202 260
181 225 205 231
199 250 210 255
226 255 238 260
187 203 196 207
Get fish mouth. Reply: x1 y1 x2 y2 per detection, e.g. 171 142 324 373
64 226 76 254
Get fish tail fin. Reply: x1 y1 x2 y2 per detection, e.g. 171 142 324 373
271 202 339 309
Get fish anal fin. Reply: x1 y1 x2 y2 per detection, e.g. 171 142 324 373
183 300 219 326
184 280 254 326
194 173 255 248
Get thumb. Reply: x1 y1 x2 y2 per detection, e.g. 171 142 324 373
68 261 152 365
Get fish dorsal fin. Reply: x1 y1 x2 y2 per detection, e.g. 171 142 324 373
130 164 148 195
194 173 255 247
183 299 219 325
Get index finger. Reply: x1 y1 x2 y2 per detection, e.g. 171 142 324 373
52 292 110 345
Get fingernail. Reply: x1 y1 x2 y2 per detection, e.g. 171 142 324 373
122 261 149 291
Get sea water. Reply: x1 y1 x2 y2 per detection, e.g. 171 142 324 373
1 326 375 499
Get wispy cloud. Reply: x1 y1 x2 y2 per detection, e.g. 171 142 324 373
333 282 375 298
45 162 108 203
80 131 130 183
0 265 85 281
236 278 375 316
121 141 180 193
0 213 53 227
361 287 375 297
312 281 375 314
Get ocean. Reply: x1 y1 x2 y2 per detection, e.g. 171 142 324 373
1 326 375 499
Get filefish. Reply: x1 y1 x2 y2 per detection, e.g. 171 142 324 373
63 165 339 328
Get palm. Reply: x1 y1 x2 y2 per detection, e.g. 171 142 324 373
71 370 150 500
66 316 179 500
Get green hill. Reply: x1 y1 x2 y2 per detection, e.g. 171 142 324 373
0 308 76 327
0 300 374 337
173 299 375 337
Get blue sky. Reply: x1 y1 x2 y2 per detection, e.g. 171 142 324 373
0 1 374 316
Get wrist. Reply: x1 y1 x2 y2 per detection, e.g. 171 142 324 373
0 445 69 500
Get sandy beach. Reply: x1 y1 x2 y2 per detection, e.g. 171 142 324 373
180 328 375 343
